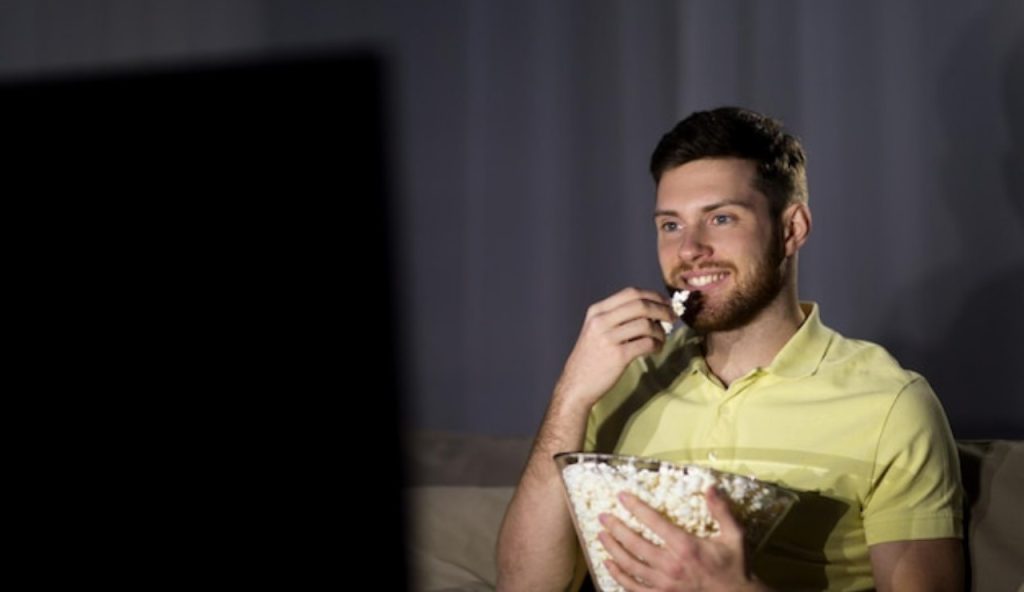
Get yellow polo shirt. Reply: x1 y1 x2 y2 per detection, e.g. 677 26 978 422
583 303 962 591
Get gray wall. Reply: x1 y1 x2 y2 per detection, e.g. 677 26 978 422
5 0 1021 438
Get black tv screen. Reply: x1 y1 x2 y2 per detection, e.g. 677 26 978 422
2 52 406 587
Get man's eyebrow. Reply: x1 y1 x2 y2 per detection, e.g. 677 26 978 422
701 199 756 213
652 200 755 219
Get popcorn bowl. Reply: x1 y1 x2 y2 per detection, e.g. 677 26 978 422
554 452 798 592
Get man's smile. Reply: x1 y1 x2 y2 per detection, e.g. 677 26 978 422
680 270 732 290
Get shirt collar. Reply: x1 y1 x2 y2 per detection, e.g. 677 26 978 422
764 302 834 378
675 301 833 379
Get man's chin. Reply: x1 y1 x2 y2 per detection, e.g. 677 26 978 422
688 314 738 334
686 300 753 333
687 313 718 333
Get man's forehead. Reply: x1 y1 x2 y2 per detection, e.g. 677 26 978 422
654 159 766 212
657 157 758 187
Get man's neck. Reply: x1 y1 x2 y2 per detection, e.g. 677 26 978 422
703 294 806 387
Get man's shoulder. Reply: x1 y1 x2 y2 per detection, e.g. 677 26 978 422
817 324 928 393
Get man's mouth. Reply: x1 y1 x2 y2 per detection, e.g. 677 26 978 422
682 271 731 290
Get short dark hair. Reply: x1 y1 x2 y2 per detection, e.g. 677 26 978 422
650 107 808 215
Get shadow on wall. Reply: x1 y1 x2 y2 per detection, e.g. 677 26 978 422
884 9 1024 439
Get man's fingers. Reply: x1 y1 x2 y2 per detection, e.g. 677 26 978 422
609 317 666 346
588 287 670 320
705 486 744 545
600 513 662 570
599 519 659 592
620 489 745 551
604 558 653 592
617 492 691 550
600 298 674 330
621 336 662 361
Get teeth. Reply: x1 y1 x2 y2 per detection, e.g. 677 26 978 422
688 273 726 287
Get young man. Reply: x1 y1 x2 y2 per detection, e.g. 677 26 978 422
496 107 963 591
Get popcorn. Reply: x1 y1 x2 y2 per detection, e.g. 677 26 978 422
660 290 691 334
557 454 795 592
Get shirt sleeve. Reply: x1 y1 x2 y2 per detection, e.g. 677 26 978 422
862 376 963 545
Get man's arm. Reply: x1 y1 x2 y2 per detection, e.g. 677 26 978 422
495 396 590 592
869 538 964 592
495 288 674 592
863 379 964 591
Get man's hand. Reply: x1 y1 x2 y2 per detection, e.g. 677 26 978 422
598 488 770 592
554 287 674 408
497 287 673 592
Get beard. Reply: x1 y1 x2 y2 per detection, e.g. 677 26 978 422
665 228 786 333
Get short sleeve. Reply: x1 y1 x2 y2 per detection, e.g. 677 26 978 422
862 377 963 545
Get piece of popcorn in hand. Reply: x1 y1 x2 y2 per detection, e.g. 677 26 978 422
671 289 690 316
660 290 691 334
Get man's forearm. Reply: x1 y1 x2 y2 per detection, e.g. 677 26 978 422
496 397 590 592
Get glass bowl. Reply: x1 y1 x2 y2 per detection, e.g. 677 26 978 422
555 452 798 592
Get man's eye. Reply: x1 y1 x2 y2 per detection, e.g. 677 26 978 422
711 214 733 225
659 221 679 232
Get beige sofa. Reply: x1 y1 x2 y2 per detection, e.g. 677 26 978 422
405 431 1023 592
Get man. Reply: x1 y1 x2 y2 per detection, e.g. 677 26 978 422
496 107 963 591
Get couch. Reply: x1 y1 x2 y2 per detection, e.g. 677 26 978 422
405 431 1022 592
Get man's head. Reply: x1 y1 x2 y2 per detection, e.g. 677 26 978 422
651 108 811 333
651 107 808 217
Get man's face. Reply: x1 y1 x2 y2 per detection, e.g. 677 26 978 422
654 158 786 333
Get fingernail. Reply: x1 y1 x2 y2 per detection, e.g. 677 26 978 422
618 492 630 503
599 513 609 526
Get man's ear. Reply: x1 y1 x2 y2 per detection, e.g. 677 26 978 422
782 202 811 257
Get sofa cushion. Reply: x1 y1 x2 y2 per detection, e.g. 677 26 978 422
405 433 1024 592
408 486 515 592
958 440 1024 592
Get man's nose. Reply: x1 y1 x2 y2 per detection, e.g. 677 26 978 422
678 227 711 261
